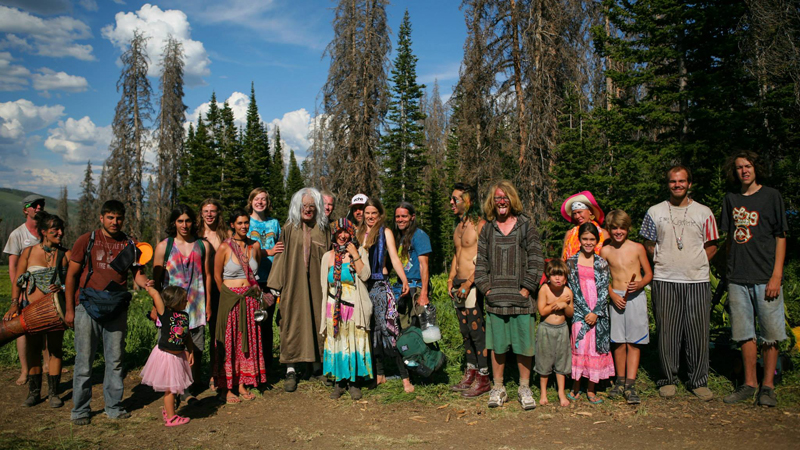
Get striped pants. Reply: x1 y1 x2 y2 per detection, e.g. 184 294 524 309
651 280 711 389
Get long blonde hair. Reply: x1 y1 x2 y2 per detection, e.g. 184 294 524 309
483 180 523 221
358 198 385 250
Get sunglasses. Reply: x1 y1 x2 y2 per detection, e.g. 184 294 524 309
450 196 462 204
25 201 45 209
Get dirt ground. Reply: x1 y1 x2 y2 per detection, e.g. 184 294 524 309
0 367 798 450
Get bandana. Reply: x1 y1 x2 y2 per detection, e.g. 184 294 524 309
571 201 589 212
330 218 357 336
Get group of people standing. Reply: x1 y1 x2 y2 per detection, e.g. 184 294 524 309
1 149 788 426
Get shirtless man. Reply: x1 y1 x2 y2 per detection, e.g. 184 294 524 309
601 210 653 404
535 259 574 406
446 183 490 398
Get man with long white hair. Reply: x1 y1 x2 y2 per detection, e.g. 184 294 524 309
267 188 331 392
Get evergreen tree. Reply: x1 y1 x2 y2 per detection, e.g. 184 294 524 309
102 30 153 238
270 127 288 223
381 10 427 216
77 160 97 237
153 35 187 240
243 83 272 190
219 102 248 211
286 149 305 198
57 186 72 244
179 119 221 207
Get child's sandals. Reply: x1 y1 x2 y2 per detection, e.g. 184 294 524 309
567 390 583 401
165 414 190 427
587 393 604 404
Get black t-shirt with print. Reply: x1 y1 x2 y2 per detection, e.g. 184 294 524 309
720 186 787 284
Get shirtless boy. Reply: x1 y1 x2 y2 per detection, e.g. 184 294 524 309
447 183 490 398
600 209 653 404
535 259 574 406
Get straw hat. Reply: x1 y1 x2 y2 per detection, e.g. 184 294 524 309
560 191 604 224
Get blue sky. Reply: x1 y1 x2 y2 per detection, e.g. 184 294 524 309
0 0 465 198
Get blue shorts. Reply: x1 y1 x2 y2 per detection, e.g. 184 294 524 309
728 283 787 345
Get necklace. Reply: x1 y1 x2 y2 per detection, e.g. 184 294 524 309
668 201 690 250
41 242 56 266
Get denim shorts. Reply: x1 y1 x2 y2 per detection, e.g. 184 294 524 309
728 283 787 345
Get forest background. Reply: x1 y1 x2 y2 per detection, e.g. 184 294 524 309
1 0 799 331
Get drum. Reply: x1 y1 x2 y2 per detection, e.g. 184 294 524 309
0 292 67 348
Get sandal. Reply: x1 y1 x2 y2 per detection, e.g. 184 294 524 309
226 393 241 404
165 414 190 427
567 390 582 401
239 389 255 401
587 394 604 404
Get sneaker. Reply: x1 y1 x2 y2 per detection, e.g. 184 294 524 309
692 386 714 401
608 383 624 399
284 371 298 393
756 386 777 407
112 411 132 420
517 386 537 411
487 386 508 408
624 386 641 404
723 384 757 404
658 384 676 398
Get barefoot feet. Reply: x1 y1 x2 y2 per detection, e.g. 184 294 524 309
402 378 415 393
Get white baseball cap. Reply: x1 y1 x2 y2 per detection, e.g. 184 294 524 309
350 194 368 207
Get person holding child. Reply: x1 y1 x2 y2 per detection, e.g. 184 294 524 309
140 285 194 427
535 259 574 407
560 191 610 260
600 210 653 404
320 218 373 399
566 223 615 404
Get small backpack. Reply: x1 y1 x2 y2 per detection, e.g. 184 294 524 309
395 326 445 378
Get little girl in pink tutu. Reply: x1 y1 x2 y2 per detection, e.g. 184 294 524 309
141 285 195 426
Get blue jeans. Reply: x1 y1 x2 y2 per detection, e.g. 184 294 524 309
71 303 128 420
728 283 787 345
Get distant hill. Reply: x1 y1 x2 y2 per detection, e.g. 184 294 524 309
0 187 79 227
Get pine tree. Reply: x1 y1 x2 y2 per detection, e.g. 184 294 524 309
57 186 72 244
77 160 97 237
219 102 247 211
153 35 187 240
102 30 153 238
381 10 427 215
179 118 221 207
270 127 288 223
286 149 305 198
243 83 272 190
321 0 391 203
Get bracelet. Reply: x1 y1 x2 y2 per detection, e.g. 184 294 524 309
352 256 361 262
10 299 19 305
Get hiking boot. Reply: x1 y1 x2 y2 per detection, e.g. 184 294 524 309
284 371 298 393
48 374 63 408
692 386 714 401
72 417 91 426
314 373 334 387
608 382 625 399
517 385 537 411
451 367 477 392
348 385 363 400
624 386 641 404
23 374 42 407
723 384 757 404
462 373 491 398
487 385 508 408
756 386 777 407
330 381 346 399
658 384 676 398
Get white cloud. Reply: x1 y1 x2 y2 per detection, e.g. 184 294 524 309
31 67 89 92
0 99 64 145
78 0 98 12
185 91 252 129
170 0 326 49
44 116 112 164
269 108 312 155
0 6 94 60
0 51 31 91
101 4 211 86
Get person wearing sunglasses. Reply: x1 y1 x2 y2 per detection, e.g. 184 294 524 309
4 194 45 386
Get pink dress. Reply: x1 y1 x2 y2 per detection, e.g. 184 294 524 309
571 264 615 383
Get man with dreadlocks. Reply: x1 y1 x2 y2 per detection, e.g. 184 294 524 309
447 183 491 397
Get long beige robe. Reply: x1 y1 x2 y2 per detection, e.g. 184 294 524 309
267 221 331 364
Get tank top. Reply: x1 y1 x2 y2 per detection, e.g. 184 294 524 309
222 251 258 280
157 307 189 352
